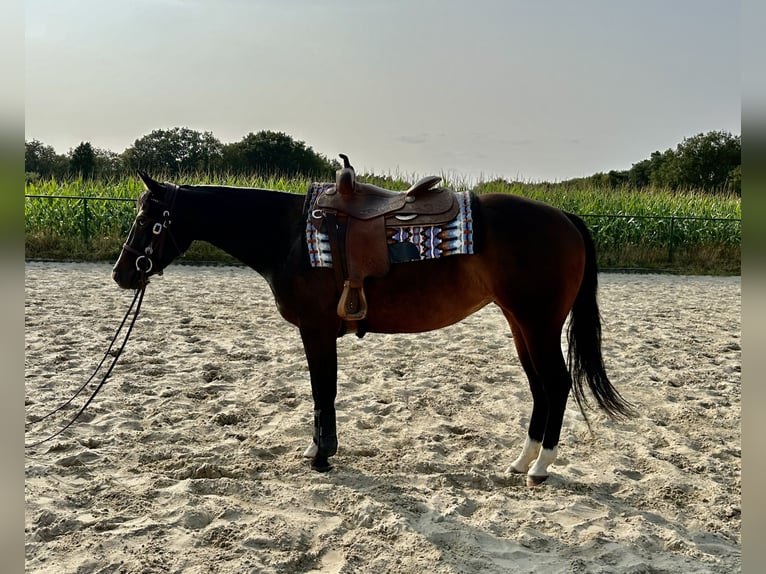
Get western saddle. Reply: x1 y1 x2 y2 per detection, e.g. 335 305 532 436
310 154 460 325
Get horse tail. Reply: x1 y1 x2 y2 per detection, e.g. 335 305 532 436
565 212 636 421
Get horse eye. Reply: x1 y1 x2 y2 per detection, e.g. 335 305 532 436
137 216 147 227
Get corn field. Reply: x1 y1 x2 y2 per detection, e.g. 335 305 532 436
24 175 741 274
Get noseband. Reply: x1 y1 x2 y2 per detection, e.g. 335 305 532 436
122 183 180 276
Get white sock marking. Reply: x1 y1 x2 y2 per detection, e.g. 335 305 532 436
528 446 558 478
509 437 542 473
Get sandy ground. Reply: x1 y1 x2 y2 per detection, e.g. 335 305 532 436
24 262 741 573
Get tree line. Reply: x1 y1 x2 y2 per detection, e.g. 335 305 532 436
557 130 740 194
25 128 340 182
25 127 740 194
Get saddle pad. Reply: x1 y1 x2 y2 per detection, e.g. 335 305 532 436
305 182 475 268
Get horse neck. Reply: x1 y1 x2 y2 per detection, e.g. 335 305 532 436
178 185 303 276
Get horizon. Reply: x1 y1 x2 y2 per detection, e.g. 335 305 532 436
25 126 741 187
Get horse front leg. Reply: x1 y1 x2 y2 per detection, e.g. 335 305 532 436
299 327 338 472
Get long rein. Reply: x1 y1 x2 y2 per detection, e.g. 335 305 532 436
25 185 181 449
24 284 147 449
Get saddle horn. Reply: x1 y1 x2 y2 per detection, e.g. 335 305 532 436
336 153 355 196
339 153 352 170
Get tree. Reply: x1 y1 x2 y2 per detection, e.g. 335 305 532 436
627 158 651 188
121 127 224 174
627 131 740 193
223 130 336 177
69 141 96 179
25 139 69 179
628 149 676 189
607 169 629 188
672 131 740 192
726 165 741 195
93 148 124 179
649 149 679 188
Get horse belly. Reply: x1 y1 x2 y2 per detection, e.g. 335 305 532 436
361 257 492 334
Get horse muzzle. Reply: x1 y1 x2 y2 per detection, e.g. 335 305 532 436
112 268 149 290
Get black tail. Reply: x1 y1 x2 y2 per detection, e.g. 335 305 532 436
565 213 636 421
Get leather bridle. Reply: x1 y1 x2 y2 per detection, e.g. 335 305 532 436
26 182 183 448
121 183 181 278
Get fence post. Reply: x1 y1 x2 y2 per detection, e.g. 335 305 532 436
668 216 675 262
81 197 90 244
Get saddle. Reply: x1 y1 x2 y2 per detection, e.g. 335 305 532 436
311 154 460 324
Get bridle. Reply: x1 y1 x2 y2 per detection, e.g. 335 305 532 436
121 183 181 278
26 183 182 448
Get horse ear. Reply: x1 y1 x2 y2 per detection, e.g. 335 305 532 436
137 170 160 191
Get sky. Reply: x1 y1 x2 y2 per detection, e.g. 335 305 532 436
25 0 740 183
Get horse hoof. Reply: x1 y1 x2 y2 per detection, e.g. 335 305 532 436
526 474 548 487
311 456 333 473
508 464 526 475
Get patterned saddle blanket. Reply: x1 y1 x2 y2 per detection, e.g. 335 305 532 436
305 182 475 269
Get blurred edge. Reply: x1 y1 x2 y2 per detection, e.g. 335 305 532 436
742 0 766 571
0 0 24 570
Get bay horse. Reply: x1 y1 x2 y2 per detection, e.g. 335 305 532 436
112 169 634 485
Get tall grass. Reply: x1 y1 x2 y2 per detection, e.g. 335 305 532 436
24 173 741 274
473 179 740 273
474 178 740 219
25 178 137 239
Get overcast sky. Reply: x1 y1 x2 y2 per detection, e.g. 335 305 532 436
25 0 740 182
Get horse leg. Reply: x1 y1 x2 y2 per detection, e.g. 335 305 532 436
525 333 573 485
505 315 573 486
506 321 546 475
299 327 338 472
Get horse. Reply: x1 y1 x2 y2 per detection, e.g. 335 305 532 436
112 167 634 486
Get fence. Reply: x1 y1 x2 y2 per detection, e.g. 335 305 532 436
25 194 136 243
25 195 741 264
578 213 740 262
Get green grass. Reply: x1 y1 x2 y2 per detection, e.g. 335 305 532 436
473 179 740 274
24 173 741 274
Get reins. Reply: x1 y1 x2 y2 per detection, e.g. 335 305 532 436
25 182 178 449
24 285 147 449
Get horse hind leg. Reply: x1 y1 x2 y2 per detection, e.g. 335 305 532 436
527 335 573 485
505 316 572 486
506 321 545 475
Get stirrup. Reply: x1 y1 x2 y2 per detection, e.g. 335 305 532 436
337 280 367 320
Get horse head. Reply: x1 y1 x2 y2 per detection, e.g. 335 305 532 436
112 172 191 289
